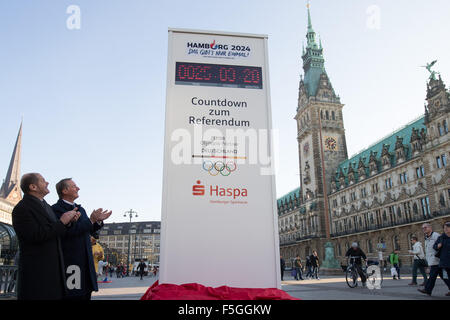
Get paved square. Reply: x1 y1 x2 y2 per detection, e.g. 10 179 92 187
91 273 450 300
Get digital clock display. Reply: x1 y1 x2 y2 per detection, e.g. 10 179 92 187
175 62 263 89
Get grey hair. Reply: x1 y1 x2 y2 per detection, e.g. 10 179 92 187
55 178 72 199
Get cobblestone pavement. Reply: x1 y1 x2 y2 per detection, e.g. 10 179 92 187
91 272 450 300
282 274 450 300
92 274 159 300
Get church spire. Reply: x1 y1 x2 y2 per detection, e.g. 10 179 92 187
0 122 23 204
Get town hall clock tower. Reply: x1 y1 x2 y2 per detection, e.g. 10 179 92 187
295 5 348 242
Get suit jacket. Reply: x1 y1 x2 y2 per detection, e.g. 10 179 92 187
12 194 67 300
52 199 103 297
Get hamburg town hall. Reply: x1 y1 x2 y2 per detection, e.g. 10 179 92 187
277 6 450 269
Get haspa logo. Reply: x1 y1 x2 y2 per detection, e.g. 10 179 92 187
192 181 248 199
192 180 205 196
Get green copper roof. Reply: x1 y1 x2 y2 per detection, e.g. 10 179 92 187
307 6 314 33
335 116 426 184
302 5 326 97
304 67 326 97
277 187 301 207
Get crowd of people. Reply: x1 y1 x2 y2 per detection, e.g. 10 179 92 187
281 250 320 281
97 261 159 280
279 221 450 297
381 222 450 296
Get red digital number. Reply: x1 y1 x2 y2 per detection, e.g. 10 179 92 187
243 69 260 84
219 67 236 83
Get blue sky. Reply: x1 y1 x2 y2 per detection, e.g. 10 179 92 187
0 0 449 223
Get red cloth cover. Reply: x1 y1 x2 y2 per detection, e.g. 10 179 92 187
140 281 298 300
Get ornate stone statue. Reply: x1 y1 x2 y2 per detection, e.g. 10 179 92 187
421 60 439 81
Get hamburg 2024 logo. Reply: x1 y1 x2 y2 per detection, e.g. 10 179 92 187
186 40 251 58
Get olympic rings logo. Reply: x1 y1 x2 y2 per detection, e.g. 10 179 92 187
202 161 237 176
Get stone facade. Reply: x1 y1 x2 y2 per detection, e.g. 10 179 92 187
98 221 161 266
278 8 449 269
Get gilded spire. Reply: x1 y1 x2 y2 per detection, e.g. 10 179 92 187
306 1 317 48
0 122 23 204
307 1 313 32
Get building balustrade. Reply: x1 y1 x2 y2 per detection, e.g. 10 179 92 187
330 208 449 238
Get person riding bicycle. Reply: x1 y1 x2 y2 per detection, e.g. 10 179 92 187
345 242 367 287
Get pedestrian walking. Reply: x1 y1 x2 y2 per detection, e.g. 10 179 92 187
280 256 286 281
116 264 122 278
305 255 313 279
109 265 114 278
294 255 304 280
138 259 146 280
12 173 79 299
310 250 320 280
388 250 401 280
419 222 450 296
408 236 428 286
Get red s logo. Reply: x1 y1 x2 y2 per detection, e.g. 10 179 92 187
192 180 205 196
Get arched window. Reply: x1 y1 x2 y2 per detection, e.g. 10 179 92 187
444 120 448 133
305 246 311 258
438 123 444 136
413 203 419 215
0 223 18 265
332 111 336 120
439 193 446 208
326 110 329 120
320 110 324 119
393 235 400 251
407 233 414 250
367 239 373 253
378 237 385 251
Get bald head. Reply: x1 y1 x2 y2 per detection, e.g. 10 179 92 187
20 173 41 194
20 173 50 200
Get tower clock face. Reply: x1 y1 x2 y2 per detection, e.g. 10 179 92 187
324 137 338 151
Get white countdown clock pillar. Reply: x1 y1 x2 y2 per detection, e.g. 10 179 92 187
160 28 280 289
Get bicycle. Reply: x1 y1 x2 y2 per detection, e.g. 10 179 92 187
345 256 383 288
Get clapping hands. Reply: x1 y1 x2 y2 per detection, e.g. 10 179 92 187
60 208 80 225
90 208 112 224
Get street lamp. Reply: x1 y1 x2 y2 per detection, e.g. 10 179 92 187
124 209 138 276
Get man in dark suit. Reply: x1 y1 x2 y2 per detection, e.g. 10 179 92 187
12 173 79 300
52 178 112 300
280 255 285 281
